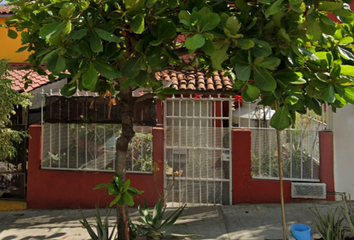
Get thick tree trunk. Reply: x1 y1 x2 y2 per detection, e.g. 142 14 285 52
116 87 135 240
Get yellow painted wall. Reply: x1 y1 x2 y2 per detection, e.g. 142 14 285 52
0 17 29 63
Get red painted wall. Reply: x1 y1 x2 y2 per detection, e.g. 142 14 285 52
26 125 164 209
232 129 335 204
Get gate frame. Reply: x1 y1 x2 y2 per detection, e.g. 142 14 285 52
163 94 234 205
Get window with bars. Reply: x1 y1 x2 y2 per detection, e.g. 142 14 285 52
41 95 155 173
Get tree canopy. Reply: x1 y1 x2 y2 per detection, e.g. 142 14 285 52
5 0 354 130
0 59 31 160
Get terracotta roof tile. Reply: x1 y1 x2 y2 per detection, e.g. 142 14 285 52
155 68 234 92
0 5 17 14
6 63 51 92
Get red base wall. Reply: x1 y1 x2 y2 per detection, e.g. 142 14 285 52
27 126 164 209
27 126 335 208
232 129 335 204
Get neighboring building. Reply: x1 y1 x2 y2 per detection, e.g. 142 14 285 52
332 106 354 200
0 5 66 210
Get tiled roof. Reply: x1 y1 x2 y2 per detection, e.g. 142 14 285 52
155 68 234 92
6 63 50 92
0 5 16 14
5 63 234 93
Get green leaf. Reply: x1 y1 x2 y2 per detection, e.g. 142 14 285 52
341 65 354 77
93 183 111 190
69 29 88 40
158 19 176 39
7 29 18 39
150 39 163 46
225 16 240 36
319 15 336 34
270 106 290 130
39 21 66 39
255 57 281 69
109 194 121 207
93 60 121 79
307 22 322 40
82 62 98 90
318 2 343 11
285 95 299 105
185 34 205 50
60 83 77 97
201 13 220 32
237 39 254 50
330 65 341 78
338 47 354 61
123 179 131 192
251 39 272 57
179 10 191 22
94 28 122 43
305 96 322 115
321 85 335 103
246 85 261 100
146 46 162 66
253 67 277 91
339 37 353 45
158 87 179 95
344 87 354 104
265 0 284 18
211 43 229 70
146 0 157 8
124 192 134 206
121 56 143 78
296 46 319 61
129 14 145 34
90 30 103 53
235 64 251 81
46 54 66 74
200 38 216 56
79 41 92 58
16 46 28 53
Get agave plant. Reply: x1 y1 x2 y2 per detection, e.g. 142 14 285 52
135 198 197 240
342 194 354 236
311 206 346 240
80 206 117 240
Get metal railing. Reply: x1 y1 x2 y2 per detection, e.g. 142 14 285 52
41 123 153 173
232 100 327 181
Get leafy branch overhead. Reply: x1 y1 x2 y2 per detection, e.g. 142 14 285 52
5 0 354 130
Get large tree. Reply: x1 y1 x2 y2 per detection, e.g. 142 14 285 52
5 0 354 239
0 59 31 160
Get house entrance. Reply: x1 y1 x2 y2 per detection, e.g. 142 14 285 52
164 95 233 206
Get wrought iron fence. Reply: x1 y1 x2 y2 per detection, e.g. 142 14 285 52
232 100 328 181
41 123 153 172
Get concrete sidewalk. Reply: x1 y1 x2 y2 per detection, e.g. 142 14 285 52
0 201 344 240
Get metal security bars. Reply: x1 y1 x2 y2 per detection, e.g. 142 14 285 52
164 95 233 206
41 123 153 173
232 100 328 181
41 91 153 173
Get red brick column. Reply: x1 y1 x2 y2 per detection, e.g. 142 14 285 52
319 131 335 201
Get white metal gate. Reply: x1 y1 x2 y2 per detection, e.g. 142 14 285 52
164 95 233 206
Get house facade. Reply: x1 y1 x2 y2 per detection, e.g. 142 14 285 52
1 3 353 210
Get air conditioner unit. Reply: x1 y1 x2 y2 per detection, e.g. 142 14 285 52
291 182 326 199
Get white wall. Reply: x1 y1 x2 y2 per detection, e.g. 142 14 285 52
332 104 354 199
